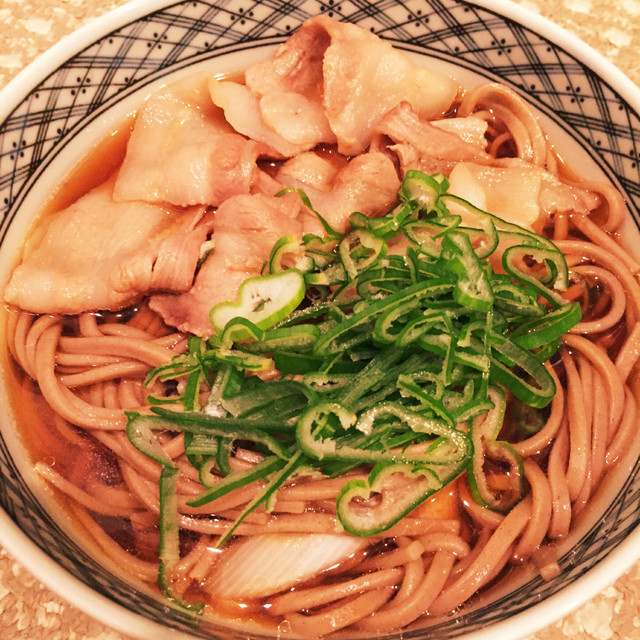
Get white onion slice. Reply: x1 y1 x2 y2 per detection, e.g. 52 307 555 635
209 533 366 599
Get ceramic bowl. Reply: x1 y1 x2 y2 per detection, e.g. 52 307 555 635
1 1 640 639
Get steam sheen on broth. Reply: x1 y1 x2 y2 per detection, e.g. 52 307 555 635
3 15 640 638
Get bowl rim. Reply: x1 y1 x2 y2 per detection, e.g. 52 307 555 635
1 1 640 639
0 508 194 640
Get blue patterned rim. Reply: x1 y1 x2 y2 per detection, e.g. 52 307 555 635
1 1 639 639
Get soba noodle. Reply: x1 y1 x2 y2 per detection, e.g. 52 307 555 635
3 15 640 638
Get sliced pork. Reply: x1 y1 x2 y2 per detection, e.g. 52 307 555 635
376 102 490 176
208 79 313 158
5 178 211 314
431 116 489 149
238 15 459 157
150 193 303 337
276 150 401 231
114 76 266 207
316 16 459 155
447 160 600 230
244 18 329 97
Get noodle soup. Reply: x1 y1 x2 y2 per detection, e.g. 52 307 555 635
3 13 640 639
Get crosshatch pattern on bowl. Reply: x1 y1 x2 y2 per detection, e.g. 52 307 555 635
0 0 640 638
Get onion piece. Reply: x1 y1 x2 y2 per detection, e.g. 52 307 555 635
209 533 366 599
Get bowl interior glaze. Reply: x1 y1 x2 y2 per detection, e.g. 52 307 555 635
1 1 640 639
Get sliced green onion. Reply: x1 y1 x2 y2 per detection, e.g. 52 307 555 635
127 169 582 596
210 269 306 336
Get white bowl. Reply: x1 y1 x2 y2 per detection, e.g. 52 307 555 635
1 1 640 639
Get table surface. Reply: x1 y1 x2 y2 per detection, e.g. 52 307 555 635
1 1 640 639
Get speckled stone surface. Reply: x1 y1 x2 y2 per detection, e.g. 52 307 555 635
0 1 639 639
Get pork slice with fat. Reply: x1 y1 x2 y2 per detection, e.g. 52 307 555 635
5 177 212 314
114 77 265 207
276 150 401 232
376 102 490 176
150 193 303 337
245 15 459 157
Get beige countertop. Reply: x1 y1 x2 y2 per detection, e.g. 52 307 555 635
1 1 640 639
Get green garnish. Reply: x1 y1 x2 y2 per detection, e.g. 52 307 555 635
209 269 306 337
127 170 580 558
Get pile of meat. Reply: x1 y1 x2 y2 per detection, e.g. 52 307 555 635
4 16 592 337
